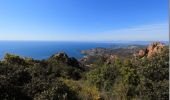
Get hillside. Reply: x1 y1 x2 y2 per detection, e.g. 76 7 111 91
80 45 146 65
0 42 168 100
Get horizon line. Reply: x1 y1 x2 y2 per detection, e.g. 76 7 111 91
0 40 168 42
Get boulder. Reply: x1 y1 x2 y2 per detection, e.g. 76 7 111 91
138 50 145 57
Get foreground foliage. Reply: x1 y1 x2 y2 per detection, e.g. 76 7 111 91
0 46 168 100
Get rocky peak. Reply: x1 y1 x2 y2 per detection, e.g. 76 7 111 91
136 42 165 58
53 52 68 58
50 52 81 68
146 42 165 58
50 52 69 62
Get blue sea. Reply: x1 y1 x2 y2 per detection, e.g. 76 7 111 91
0 41 113 60
0 41 166 60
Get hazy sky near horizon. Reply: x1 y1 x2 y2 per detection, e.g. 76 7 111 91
0 0 168 41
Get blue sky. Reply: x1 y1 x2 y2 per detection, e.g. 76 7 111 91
0 0 168 41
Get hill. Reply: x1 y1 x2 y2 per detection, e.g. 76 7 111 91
0 42 168 100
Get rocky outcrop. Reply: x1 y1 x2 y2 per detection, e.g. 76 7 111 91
53 52 68 58
136 42 165 58
50 52 82 69
146 42 165 58
51 52 69 62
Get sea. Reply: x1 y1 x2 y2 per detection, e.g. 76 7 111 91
0 41 167 60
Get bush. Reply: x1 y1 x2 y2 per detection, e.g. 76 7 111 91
34 80 78 100
87 64 119 91
62 79 101 100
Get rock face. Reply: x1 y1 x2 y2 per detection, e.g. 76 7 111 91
136 42 165 58
146 42 165 58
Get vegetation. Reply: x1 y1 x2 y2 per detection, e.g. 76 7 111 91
0 45 168 100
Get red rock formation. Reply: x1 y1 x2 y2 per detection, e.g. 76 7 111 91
136 42 165 58
146 42 165 58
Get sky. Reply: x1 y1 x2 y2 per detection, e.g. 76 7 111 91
0 0 168 41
